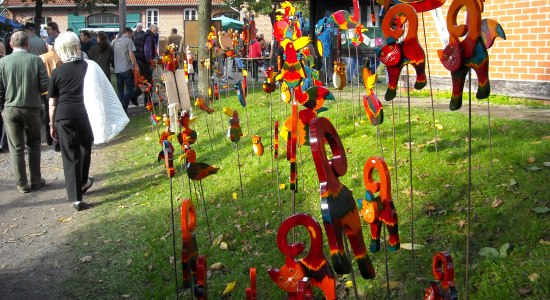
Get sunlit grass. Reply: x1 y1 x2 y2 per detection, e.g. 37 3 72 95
61 82 550 299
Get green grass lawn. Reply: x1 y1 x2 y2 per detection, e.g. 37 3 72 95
62 83 549 299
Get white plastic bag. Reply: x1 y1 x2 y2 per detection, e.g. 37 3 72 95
83 60 129 144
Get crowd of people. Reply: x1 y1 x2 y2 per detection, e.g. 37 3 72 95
0 21 147 210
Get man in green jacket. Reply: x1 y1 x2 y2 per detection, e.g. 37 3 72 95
0 31 49 193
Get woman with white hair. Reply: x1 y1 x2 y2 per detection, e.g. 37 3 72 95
48 32 94 210
49 32 128 210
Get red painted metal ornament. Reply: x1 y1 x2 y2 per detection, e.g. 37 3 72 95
309 117 376 279
424 251 458 300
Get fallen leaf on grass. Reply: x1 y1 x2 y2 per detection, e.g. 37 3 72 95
148 264 154 272
539 239 550 245
526 157 536 164
121 294 131 298
526 166 542 171
528 273 539 283
57 217 72 223
220 242 228 250
509 179 518 187
435 124 443 130
423 202 438 215
127 259 132 266
345 280 354 288
499 243 510 257
400 243 424 250
232 192 238 200
212 234 223 248
458 220 466 228
532 207 550 214
543 162 550 168
492 198 504 208
53 260 61 268
381 281 402 290
222 281 237 296
27 231 47 236
144 252 150 258
279 184 286 190
80 255 93 263
210 262 225 271
479 247 499 258
518 286 532 296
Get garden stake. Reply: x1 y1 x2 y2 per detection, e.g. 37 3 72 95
466 70 472 299
162 141 179 297
270 92 274 180
406 65 415 256
199 180 213 244
342 232 359 300
274 121 282 222
487 97 493 175
421 12 439 155
346 31 356 134
236 142 244 198
180 199 197 299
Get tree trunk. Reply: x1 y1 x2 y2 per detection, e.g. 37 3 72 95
197 0 212 101
34 0 43 36
119 0 126 35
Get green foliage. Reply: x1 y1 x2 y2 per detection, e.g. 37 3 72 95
61 82 549 299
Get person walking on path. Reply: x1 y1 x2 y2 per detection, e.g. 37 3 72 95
23 22 47 56
166 28 182 52
132 24 158 105
48 32 95 211
39 36 61 149
0 31 49 193
88 32 114 79
112 27 139 113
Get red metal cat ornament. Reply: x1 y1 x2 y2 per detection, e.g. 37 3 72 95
309 117 376 279
268 213 336 299
424 251 458 300
357 157 400 252
378 3 427 101
180 199 198 288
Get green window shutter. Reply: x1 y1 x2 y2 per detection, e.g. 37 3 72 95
68 14 86 31
126 13 141 28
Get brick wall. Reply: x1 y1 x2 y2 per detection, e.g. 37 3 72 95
409 0 550 99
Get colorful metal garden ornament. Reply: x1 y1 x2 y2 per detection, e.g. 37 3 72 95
309 117 376 279
362 61 384 125
332 61 347 90
268 213 336 299
296 277 314 300
181 198 198 289
245 268 257 300
195 256 207 299
424 251 458 300
357 156 400 252
252 135 264 157
378 3 427 101
438 0 505 110
330 0 360 30
195 98 214 114
228 110 245 197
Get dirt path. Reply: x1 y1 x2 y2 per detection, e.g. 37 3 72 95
0 101 547 299
0 144 105 299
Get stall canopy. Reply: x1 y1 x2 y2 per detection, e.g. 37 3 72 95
212 15 243 31
0 16 22 29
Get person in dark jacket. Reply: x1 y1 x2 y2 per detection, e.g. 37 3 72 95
131 24 158 105
88 32 114 79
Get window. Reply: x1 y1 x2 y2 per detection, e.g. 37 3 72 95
184 9 198 21
88 13 119 27
146 9 159 27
